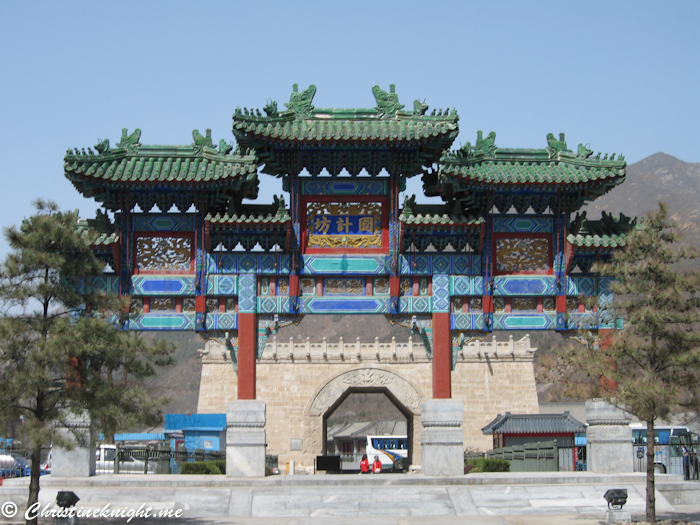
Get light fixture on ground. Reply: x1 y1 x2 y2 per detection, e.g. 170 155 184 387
54 491 80 525
604 489 628 509
603 489 630 524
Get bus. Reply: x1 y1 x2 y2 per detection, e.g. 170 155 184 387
630 424 699 475
366 435 409 472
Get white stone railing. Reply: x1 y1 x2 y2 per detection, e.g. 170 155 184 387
459 334 537 361
198 333 537 364
260 336 430 363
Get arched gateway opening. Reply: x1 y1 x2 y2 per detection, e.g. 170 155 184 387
307 368 424 469
325 391 410 470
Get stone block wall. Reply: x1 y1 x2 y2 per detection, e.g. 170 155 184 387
197 337 539 470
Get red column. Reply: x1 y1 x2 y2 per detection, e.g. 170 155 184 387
237 312 257 400
598 328 617 392
432 312 451 399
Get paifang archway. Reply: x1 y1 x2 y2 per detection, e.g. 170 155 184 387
307 367 424 468
67 84 632 472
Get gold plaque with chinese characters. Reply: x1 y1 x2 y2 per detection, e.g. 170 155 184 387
307 202 382 248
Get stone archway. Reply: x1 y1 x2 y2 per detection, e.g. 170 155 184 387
305 367 425 467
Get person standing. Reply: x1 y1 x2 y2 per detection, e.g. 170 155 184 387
360 454 370 474
372 456 382 474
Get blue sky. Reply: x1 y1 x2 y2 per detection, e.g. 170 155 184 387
0 0 697 257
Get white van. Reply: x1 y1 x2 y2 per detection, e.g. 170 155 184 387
95 445 156 474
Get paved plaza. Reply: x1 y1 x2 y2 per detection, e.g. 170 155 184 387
1 472 699 523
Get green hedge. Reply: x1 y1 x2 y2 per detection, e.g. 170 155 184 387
464 458 510 473
180 460 226 475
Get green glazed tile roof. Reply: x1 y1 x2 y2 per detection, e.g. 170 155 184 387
233 111 458 142
439 133 626 191
206 207 290 226
399 198 483 228
441 160 624 185
567 233 627 248
66 130 258 186
232 84 459 177
567 211 638 249
207 197 290 227
65 129 260 212
75 216 119 247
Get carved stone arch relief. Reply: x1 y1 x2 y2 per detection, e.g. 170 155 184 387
308 367 424 417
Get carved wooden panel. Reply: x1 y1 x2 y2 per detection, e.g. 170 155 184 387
206 298 219 313
495 237 549 273
374 278 390 294
151 297 175 311
136 236 192 271
183 297 196 311
512 297 537 311
469 297 483 312
324 278 365 295
300 278 316 295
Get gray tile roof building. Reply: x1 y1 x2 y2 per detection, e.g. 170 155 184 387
482 412 587 435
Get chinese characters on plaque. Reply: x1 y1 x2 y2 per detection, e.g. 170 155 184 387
307 202 382 248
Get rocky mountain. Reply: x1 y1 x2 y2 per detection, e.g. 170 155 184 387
584 153 700 235
535 152 700 401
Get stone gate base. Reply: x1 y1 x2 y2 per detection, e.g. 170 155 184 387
52 412 95 477
226 400 266 477
421 399 464 476
586 399 633 474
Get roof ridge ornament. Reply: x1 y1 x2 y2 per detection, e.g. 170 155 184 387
570 211 587 235
412 99 428 116
263 100 278 117
218 139 233 156
402 194 416 216
546 132 570 158
576 143 594 159
474 130 497 157
116 128 141 153
273 194 287 218
192 129 214 148
285 84 316 118
94 138 110 155
372 84 405 118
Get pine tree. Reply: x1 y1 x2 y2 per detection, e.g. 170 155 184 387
552 203 700 523
0 201 174 525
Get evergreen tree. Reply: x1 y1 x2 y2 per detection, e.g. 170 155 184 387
0 201 173 525
550 203 700 523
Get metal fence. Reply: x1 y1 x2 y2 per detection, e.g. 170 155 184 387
632 443 700 480
488 441 558 472
487 441 586 472
103 445 225 475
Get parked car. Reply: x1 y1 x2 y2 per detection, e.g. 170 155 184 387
10 454 31 477
41 449 51 474
0 454 15 477
0 454 34 477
